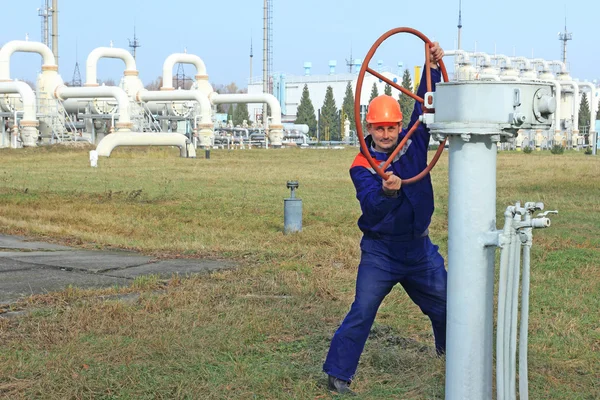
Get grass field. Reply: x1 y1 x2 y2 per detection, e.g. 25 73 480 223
0 144 598 399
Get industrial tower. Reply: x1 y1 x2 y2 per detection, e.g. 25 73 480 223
38 0 59 69
263 0 273 95
128 26 141 61
70 42 82 86
558 17 572 65
457 0 463 50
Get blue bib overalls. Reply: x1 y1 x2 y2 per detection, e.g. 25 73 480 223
323 68 447 383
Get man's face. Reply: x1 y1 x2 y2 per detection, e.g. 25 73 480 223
367 122 401 153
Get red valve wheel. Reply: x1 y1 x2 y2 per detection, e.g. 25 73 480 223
354 27 449 184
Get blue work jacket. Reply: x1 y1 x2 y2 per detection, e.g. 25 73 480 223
350 68 441 242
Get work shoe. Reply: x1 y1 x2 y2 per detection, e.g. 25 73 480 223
328 375 356 396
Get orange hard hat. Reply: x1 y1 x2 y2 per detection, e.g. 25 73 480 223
366 95 403 124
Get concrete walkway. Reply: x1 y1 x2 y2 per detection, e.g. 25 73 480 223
0 234 235 305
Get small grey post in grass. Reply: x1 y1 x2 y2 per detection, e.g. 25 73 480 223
284 180 302 234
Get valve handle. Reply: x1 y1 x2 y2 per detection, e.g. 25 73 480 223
353 27 449 183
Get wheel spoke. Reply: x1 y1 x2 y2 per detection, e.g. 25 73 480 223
353 27 449 184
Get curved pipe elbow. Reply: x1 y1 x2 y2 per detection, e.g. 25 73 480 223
491 54 512 68
0 40 56 80
209 92 282 126
549 60 568 73
0 81 37 121
85 47 138 86
55 85 131 125
511 56 531 71
162 53 208 89
96 132 190 157
136 89 212 126
472 52 492 67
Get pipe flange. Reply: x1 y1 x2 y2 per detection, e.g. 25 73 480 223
124 70 139 76
19 120 39 127
160 87 175 91
115 122 133 130
195 74 209 81
41 65 58 71
532 88 556 123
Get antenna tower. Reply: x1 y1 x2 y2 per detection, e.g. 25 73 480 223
175 63 188 90
128 26 141 61
267 0 273 94
558 17 572 65
71 41 82 86
345 45 353 73
250 35 254 82
38 0 50 47
457 0 463 50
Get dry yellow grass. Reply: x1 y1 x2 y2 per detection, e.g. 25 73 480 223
0 145 598 399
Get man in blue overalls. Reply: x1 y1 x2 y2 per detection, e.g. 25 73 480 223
323 43 446 395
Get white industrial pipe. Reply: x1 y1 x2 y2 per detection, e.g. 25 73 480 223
491 54 513 69
559 80 580 138
96 132 194 157
472 52 492 67
85 47 138 86
0 82 36 121
54 85 132 130
496 208 513 400
549 60 568 73
0 40 57 80
577 81 598 155
136 89 213 147
209 92 284 147
519 226 533 400
0 81 39 147
535 79 562 142
530 58 550 73
162 53 209 91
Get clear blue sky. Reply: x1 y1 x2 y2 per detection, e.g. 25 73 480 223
2 0 598 88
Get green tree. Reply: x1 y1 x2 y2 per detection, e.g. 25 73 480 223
384 83 392 96
295 84 317 138
398 69 415 129
597 99 600 120
369 82 379 103
579 92 591 130
233 103 250 127
319 86 340 141
341 81 356 133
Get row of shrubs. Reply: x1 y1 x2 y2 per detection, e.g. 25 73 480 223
522 145 593 155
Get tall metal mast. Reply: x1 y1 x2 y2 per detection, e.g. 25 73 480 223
558 16 572 65
457 0 463 50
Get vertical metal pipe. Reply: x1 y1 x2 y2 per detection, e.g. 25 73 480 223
509 215 522 400
496 209 513 400
504 221 518 399
262 0 268 126
51 0 58 70
519 234 531 400
445 135 497 400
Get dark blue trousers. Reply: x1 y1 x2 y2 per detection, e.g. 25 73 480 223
323 236 447 382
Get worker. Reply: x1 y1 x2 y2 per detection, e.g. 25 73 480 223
323 42 446 395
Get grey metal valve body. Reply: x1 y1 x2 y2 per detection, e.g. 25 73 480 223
425 81 556 400
284 181 302 234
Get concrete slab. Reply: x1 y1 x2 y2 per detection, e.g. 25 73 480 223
0 268 130 305
2 250 153 273
0 257 44 272
0 234 238 306
0 234 74 251
105 259 237 279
